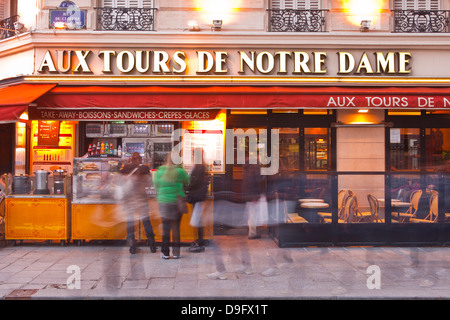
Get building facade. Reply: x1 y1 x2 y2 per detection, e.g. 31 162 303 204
0 0 449 246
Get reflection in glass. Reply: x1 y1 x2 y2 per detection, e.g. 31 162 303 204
305 128 329 171
390 128 420 171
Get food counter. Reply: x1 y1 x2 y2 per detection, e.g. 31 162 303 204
5 194 70 244
72 157 213 244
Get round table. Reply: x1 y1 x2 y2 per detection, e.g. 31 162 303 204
298 198 324 203
300 202 329 223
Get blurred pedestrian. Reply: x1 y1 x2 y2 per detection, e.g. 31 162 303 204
154 152 189 259
120 152 156 254
186 148 209 253
242 156 264 239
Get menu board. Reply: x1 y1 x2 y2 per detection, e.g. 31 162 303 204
182 111 226 173
37 121 60 146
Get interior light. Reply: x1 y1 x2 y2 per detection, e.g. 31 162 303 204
19 112 29 120
358 109 369 113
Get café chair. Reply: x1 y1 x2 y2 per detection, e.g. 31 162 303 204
410 191 438 223
367 193 383 223
323 193 357 223
284 200 308 223
352 195 373 222
318 189 347 220
391 189 422 223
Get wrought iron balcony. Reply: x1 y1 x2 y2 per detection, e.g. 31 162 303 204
393 10 450 33
95 7 156 31
268 9 327 32
0 15 19 40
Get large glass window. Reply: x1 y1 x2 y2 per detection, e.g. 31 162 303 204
305 128 329 171
390 128 420 171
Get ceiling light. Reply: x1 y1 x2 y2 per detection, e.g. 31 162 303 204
212 20 222 31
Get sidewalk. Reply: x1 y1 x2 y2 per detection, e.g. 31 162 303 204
0 234 449 300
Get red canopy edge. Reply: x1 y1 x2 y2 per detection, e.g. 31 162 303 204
0 84 56 122
34 85 450 110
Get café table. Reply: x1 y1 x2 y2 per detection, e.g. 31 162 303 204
298 198 324 203
300 202 329 223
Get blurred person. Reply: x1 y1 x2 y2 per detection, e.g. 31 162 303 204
154 152 189 259
242 156 264 239
120 152 156 254
186 148 209 253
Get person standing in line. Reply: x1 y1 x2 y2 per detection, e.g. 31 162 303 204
154 152 190 259
120 152 156 254
186 148 209 253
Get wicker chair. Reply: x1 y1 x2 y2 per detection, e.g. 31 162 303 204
367 193 383 223
411 191 438 223
392 189 422 222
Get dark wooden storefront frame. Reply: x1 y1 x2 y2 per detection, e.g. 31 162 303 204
216 109 450 247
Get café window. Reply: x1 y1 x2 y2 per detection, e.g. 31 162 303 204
394 0 439 10
390 128 420 171
305 128 329 171
425 128 450 172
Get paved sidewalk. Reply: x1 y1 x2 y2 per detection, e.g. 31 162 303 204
0 234 449 300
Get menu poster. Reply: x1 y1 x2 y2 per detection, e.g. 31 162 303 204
37 120 60 146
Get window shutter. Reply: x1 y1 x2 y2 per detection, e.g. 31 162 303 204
102 0 114 8
394 0 440 10
271 0 320 9
142 0 153 8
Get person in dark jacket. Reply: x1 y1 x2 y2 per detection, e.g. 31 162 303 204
120 152 156 254
186 149 209 252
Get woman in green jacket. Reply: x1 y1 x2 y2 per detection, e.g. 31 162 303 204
154 152 189 259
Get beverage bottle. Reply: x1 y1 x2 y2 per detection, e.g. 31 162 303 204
100 141 105 154
88 144 92 156
109 143 114 155
105 142 109 155
96 142 100 155
118 145 122 157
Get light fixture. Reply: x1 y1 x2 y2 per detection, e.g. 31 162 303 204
360 20 371 32
188 21 200 32
331 121 393 128
358 109 369 113
212 19 222 31
53 21 66 29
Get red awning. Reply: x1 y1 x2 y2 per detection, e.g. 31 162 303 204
0 84 56 122
33 85 450 111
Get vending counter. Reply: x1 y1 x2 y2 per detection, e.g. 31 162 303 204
5 194 70 244
72 157 213 244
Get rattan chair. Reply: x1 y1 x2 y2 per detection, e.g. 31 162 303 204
319 189 347 221
392 189 422 222
367 193 383 223
411 191 438 223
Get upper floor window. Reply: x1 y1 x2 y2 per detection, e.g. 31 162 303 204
394 0 439 10
102 0 154 8
393 0 448 33
97 0 156 31
268 0 326 32
271 0 320 10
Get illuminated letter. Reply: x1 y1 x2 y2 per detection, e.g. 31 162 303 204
117 51 135 73
215 51 228 73
153 51 171 73
398 52 411 74
239 51 255 73
99 50 115 73
38 51 57 72
313 52 327 74
375 52 395 74
275 51 291 73
256 52 275 74
135 50 150 73
338 52 355 74
197 51 214 73
57 50 72 73
293 52 311 74
73 50 92 73
356 52 374 74
172 51 186 73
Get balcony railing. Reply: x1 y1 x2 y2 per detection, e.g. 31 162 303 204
0 15 19 40
393 10 450 33
268 9 327 32
95 7 156 31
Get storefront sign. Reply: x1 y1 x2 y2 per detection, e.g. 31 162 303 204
37 120 60 146
37 49 412 76
28 108 221 121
